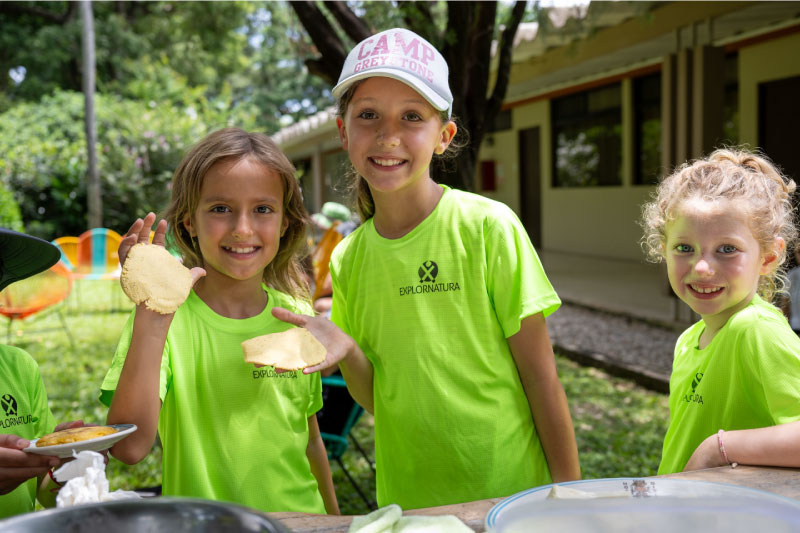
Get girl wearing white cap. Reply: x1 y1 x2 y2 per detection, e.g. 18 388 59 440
273 28 580 509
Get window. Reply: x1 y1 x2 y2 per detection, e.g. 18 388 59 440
552 83 622 187
633 73 662 185
488 109 512 133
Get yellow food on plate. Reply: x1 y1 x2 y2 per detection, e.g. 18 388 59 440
242 328 327 371
120 243 193 314
36 426 117 447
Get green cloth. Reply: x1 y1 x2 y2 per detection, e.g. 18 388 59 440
659 295 800 474
348 504 472 532
330 185 561 509
0 345 55 518
100 286 325 513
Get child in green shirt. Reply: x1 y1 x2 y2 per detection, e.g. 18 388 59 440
641 148 800 473
271 28 580 509
101 128 338 514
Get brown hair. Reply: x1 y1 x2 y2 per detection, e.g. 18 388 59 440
336 81 467 222
641 147 797 300
163 128 310 300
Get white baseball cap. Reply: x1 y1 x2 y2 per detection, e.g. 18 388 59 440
332 28 453 118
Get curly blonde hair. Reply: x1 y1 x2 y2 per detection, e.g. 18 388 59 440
640 148 797 301
163 128 310 301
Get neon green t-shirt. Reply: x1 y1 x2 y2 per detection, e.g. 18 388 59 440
100 286 325 513
330 186 561 509
0 345 55 518
659 295 800 474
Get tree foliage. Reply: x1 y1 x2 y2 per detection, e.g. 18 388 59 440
0 90 254 239
0 2 333 132
0 1 336 233
288 1 528 191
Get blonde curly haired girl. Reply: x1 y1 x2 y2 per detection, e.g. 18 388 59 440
641 148 800 474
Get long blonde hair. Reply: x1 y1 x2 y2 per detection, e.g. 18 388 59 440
641 148 797 301
163 128 310 300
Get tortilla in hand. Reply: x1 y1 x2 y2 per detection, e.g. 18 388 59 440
242 328 327 371
36 426 117 447
120 243 192 314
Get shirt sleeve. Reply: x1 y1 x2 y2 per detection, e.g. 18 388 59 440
485 206 561 338
329 255 351 335
745 317 800 424
99 309 171 407
30 361 55 436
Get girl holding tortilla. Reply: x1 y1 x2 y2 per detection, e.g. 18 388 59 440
101 128 339 514
272 28 580 509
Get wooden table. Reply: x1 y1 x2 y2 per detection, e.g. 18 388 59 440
270 466 800 532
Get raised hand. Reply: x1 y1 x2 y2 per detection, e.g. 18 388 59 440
119 212 205 288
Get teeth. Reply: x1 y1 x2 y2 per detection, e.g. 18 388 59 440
227 246 256 254
373 158 403 167
691 285 721 294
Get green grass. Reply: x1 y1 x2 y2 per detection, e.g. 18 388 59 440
8 279 669 515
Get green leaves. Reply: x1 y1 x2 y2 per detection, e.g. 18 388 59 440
0 89 255 239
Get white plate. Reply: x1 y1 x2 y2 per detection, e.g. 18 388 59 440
485 478 800 533
24 424 137 458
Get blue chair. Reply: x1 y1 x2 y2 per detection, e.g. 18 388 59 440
318 374 376 510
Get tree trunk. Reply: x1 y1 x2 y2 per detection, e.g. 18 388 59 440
80 1 101 228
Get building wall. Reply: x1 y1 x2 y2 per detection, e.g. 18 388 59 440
480 76 656 261
738 31 800 147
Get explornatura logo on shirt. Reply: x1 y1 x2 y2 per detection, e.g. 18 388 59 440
399 260 461 296
683 372 704 405
1 393 34 428
252 368 299 380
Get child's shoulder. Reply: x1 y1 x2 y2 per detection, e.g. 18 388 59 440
732 296 784 326
442 186 520 228
0 344 39 377
724 296 794 342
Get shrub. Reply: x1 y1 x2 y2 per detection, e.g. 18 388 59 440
0 90 255 239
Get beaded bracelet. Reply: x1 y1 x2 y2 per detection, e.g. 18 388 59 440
717 429 738 469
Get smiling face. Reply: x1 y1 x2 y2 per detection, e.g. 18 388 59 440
664 198 776 332
183 156 288 287
337 77 456 197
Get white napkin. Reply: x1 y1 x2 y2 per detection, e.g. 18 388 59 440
348 504 473 533
53 450 141 507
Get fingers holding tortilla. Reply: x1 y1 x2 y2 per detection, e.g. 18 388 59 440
242 328 327 371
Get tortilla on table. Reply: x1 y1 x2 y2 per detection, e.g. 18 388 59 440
36 426 117 447
242 328 327 371
120 243 193 314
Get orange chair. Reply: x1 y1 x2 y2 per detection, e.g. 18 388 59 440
52 236 79 272
71 228 124 310
312 221 344 301
0 261 75 348
74 228 123 280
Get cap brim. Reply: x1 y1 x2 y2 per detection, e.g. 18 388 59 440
332 69 450 115
0 229 61 291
